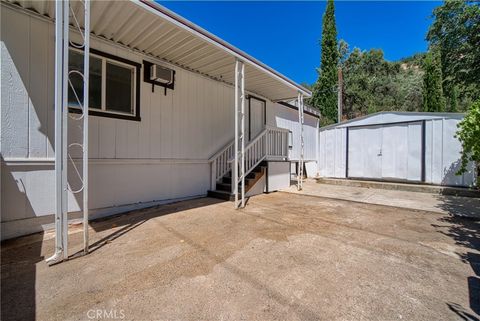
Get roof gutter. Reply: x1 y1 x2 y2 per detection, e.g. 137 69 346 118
135 0 311 97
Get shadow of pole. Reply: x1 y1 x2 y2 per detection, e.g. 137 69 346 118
1 236 43 321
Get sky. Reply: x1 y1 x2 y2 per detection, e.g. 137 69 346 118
158 1 442 85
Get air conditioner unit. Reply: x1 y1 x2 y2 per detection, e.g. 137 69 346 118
150 64 174 85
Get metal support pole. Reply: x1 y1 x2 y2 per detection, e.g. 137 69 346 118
61 0 70 261
240 62 245 208
46 0 66 265
47 0 90 264
297 92 304 191
233 60 239 207
83 0 90 255
233 59 245 209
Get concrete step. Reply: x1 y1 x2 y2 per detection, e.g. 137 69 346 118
315 177 480 198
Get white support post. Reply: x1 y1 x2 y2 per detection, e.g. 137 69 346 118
211 160 216 190
233 60 239 206
61 0 69 261
297 92 304 191
46 0 66 265
233 59 246 209
83 0 90 255
240 62 245 208
47 0 90 264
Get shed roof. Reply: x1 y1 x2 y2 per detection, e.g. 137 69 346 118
5 0 311 101
320 111 466 131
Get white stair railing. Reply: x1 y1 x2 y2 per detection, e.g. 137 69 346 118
209 126 289 191
209 141 235 190
266 125 290 159
243 129 267 178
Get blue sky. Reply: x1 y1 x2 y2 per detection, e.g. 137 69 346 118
159 1 442 85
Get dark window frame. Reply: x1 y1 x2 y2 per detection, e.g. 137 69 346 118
68 46 141 122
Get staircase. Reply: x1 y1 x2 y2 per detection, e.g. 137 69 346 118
207 126 290 202
208 161 267 201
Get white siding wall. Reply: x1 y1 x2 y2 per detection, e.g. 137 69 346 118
318 127 347 178
1 6 241 238
424 118 475 186
318 116 476 187
267 103 318 162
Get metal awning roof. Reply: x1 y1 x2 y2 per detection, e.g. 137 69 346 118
6 0 311 101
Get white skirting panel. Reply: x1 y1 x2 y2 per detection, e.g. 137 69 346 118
1 159 210 240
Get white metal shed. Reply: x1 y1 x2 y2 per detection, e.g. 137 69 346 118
318 112 476 187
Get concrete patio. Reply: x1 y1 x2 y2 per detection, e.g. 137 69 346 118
1 189 479 321
287 179 480 218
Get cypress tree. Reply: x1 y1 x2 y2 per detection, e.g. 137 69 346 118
311 0 339 123
422 48 446 112
449 86 459 112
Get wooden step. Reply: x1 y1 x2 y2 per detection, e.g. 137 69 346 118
207 190 234 201
208 163 268 201
216 183 231 192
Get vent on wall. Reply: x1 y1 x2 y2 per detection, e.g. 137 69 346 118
143 60 175 95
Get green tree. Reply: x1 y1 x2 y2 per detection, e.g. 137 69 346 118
338 45 423 119
448 86 459 112
427 0 480 109
422 48 446 112
455 100 480 187
311 0 339 124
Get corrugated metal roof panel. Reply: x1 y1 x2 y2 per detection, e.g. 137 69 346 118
5 0 311 101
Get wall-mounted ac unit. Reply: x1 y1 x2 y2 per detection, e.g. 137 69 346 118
150 64 174 85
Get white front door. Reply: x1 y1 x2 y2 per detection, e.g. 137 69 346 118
248 97 265 141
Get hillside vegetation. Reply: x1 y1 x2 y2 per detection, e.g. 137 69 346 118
309 0 480 125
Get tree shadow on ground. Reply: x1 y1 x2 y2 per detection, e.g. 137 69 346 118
433 213 480 320
435 194 480 218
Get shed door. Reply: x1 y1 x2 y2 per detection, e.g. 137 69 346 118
248 97 266 141
381 122 422 181
348 122 422 181
348 126 383 179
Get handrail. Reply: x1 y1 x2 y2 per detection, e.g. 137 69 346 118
243 133 267 177
226 128 267 163
210 126 289 190
208 139 234 162
244 128 268 153
265 126 290 159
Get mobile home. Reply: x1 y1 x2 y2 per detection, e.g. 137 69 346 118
1 0 316 241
